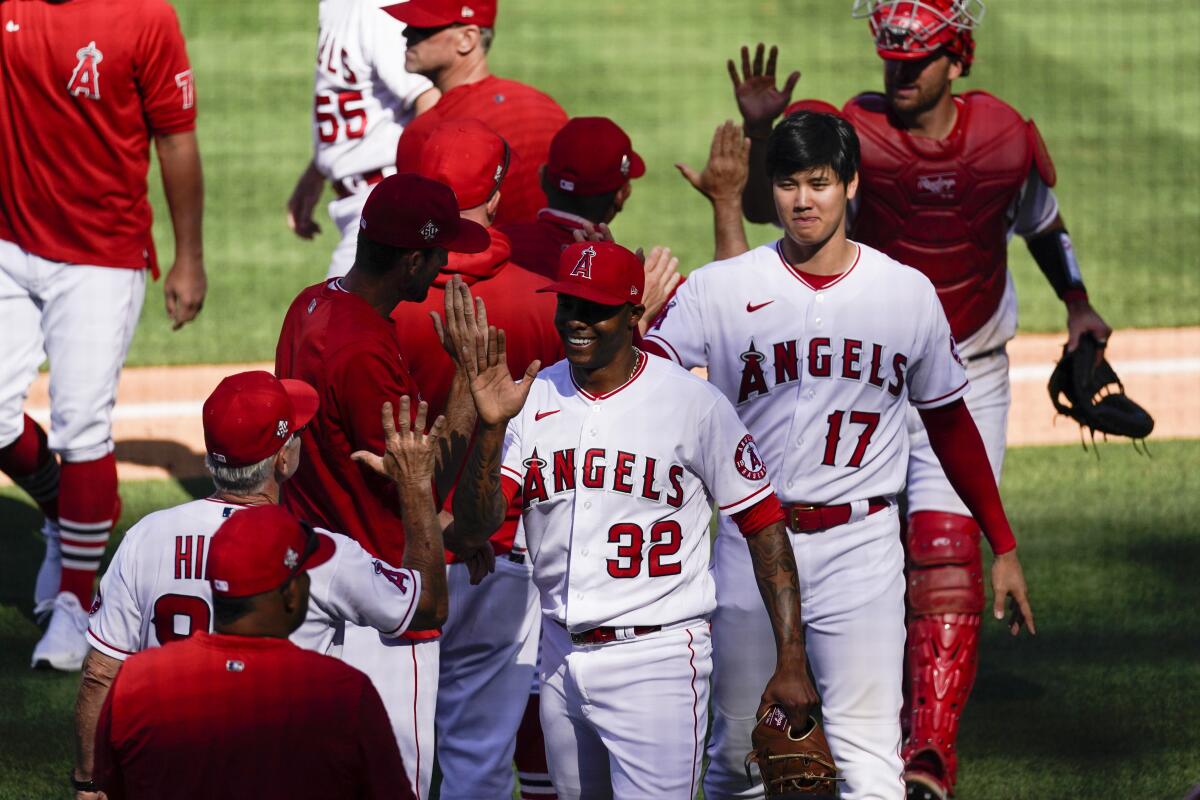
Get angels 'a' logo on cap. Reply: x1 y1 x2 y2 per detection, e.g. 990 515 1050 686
420 220 439 241
620 154 631 177
570 245 596 280
276 420 289 438
284 547 299 570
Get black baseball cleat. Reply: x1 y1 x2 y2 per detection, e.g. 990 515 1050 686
906 769 950 800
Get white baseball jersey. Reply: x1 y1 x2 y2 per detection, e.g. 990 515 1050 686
499 354 775 631
312 0 431 184
85 498 422 660
644 241 968 510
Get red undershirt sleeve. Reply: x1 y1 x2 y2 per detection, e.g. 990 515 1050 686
732 492 785 537
918 399 1017 554
500 475 521 509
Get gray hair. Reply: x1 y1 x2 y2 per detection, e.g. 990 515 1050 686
205 436 293 494
479 26 494 52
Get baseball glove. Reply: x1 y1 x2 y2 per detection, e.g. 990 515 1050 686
745 705 840 798
1048 333 1154 443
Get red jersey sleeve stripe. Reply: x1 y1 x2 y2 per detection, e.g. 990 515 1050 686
718 482 774 513
910 379 970 408
86 628 135 660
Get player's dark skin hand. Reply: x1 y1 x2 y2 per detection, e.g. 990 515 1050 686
729 43 800 135
759 662 820 730
991 550 1036 636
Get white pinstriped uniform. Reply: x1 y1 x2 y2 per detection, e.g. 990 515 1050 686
644 241 968 800
312 0 431 277
86 498 422 660
499 354 776 798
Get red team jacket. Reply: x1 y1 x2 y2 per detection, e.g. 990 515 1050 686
276 280 423 568
498 208 591 280
94 632 410 800
0 0 195 271
391 229 563 553
396 75 568 225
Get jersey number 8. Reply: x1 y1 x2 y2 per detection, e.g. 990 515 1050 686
151 593 212 645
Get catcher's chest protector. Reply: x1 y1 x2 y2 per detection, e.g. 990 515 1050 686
845 91 1041 340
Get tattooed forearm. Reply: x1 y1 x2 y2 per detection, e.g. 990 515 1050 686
746 522 807 658
449 422 508 552
433 370 476 504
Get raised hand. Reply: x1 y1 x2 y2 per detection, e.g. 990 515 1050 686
675 120 750 205
431 275 489 368
990 550 1036 636
638 246 682 335
728 43 801 133
571 220 615 245
351 397 446 486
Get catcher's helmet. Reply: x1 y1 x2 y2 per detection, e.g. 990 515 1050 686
851 0 985 74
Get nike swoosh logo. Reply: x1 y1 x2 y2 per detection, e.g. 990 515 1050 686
746 300 774 313
535 410 560 421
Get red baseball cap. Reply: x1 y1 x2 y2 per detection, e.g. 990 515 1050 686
545 117 645 196
538 241 644 307
203 371 319 468
359 173 490 253
383 0 497 28
783 99 843 118
208 505 336 598
404 119 512 210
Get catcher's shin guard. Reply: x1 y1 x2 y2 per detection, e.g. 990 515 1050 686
902 511 985 794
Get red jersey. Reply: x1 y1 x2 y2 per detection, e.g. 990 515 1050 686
94 632 411 800
498 208 590 280
397 76 567 225
276 280 421 566
0 0 196 270
392 229 562 552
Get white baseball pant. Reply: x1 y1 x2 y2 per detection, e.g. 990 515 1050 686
340 626 438 800
0 239 145 457
705 510 907 800
325 192 367 279
436 555 541 800
539 618 711 799
906 347 1010 514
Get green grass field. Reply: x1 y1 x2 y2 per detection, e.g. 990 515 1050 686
129 0 1200 367
4 441 1199 798
4 0 1199 797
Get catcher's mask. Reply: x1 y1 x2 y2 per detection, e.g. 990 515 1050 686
852 0 984 74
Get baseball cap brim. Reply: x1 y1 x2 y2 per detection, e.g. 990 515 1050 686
626 151 647 181
278 379 319 431
305 530 337 574
537 281 632 308
382 2 458 27
445 219 491 254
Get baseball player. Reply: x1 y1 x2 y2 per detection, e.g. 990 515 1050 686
390 118 562 799
275 173 490 798
450 240 817 798
93 504 414 800
383 0 569 225
641 111 1034 800
724 5 1109 794
498 116 647 278
0 0 206 672
71 371 448 798
286 0 438 278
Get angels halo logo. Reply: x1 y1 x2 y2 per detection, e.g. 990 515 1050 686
734 434 767 481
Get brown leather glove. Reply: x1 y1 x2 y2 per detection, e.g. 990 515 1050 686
745 705 841 798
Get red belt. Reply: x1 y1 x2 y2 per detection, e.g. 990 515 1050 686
567 624 661 646
784 497 891 533
332 169 386 199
